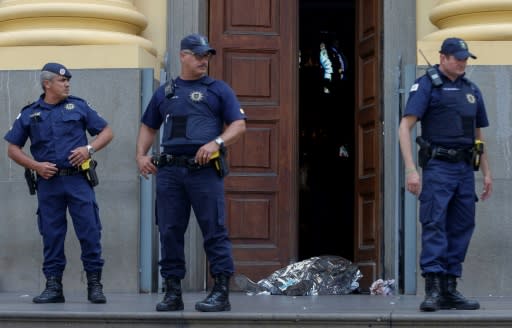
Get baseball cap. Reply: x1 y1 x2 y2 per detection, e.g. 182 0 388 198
439 37 477 60
180 33 216 55
41 62 72 78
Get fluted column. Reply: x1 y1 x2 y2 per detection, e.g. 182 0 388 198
425 0 512 40
0 0 155 55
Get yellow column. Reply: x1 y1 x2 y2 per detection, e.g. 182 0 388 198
418 0 512 65
426 0 512 40
0 0 165 70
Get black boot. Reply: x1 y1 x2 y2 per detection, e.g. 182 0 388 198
86 271 107 304
33 276 65 303
440 274 480 310
419 272 441 312
156 277 184 311
195 274 231 312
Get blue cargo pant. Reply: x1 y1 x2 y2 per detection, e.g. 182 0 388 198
37 175 104 278
418 159 476 277
156 165 234 279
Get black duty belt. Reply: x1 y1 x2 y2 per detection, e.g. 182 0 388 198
152 154 212 170
57 167 82 176
431 146 473 163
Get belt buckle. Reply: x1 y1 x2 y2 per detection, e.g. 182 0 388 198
164 154 174 165
59 167 78 176
187 158 202 170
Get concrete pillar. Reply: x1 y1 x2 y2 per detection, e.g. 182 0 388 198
0 0 154 53
425 0 512 40
417 0 512 65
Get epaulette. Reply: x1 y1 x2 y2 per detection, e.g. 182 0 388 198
200 76 215 86
21 101 35 111
67 95 86 103
461 76 477 91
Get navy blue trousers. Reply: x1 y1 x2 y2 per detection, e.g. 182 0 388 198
419 159 476 277
156 165 234 279
36 175 104 278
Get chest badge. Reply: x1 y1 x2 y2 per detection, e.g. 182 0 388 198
65 103 75 110
189 91 204 102
466 93 476 104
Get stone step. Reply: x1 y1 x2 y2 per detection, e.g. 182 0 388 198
0 292 510 328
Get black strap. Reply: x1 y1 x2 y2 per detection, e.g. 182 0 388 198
57 167 82 176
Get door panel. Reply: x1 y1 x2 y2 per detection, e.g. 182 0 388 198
354 0 382 290
209 0 298 284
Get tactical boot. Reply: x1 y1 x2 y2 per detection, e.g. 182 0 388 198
419 272 441 312
33 276 65 303
440 274 480 310
195 274 231 312
86 271 107 304
156 277 184 311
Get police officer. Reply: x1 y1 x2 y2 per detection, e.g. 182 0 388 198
4 62 113 304
399 38 492 312
136 33 246 312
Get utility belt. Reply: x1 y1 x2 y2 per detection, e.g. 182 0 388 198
24 159 99 195
152 147 229 178
59 159 99 187
416 136 483 171
430 146 473 163
151 154 212 170
57 167 82 176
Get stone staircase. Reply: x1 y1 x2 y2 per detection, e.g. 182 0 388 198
1 292 512 327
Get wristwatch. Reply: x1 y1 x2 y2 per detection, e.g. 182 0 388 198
86 144 96 156
214 137 224 147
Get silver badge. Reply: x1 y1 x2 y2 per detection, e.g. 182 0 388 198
466 93 475 104
59 68 66 76
65 103 75 110
189 91 204 102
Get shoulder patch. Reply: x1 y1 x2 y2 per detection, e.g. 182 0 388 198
410 83 419 92
86 101 98 111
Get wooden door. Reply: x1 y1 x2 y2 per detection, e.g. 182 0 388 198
354 0 382 290
209 0 299 282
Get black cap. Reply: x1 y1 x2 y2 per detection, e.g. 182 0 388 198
180 33 216 55
439 37 477 60
41 62 72 78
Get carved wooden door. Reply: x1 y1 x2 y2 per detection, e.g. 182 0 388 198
209 0 299 282
354 0 382 290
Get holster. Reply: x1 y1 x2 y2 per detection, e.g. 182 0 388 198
24 168 36 195
416 136 432 169
80 159 99 187
211 145 230 178
472 140 484 171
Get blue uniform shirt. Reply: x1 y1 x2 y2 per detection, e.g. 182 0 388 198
141 76 246 154
4 94 108 168
404 65 489 147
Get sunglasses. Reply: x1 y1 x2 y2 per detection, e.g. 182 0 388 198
182 50 213 61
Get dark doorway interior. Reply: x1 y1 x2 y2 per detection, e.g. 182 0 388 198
298 0 355 261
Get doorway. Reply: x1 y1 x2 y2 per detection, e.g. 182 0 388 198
298 0 356 261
